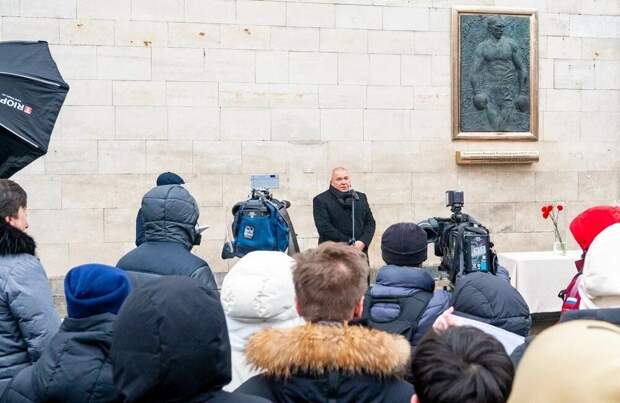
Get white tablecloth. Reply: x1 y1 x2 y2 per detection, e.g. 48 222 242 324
498 251 581 314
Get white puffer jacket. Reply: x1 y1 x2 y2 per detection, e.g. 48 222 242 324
579 223 620 310
220 251 303 391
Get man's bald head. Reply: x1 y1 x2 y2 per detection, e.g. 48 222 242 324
330 167 351 192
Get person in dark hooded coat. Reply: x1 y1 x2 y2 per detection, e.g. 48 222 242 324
117 184 217 290
451 272 531 337
135 172 185 247
1 263 131 403
110 276 270 403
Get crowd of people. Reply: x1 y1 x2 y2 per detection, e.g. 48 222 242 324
0 175 619 403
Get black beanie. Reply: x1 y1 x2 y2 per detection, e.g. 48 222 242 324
381 222 428 266
156 172 184 186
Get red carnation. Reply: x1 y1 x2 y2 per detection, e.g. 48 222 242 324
541 202 567 254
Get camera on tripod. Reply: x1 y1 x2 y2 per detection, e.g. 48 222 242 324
418 191 497 284
222 175 299 259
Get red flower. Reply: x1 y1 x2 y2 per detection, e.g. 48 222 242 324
541 205 554 217
557 205 564 211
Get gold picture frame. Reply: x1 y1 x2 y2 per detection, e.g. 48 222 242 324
451 6 538 141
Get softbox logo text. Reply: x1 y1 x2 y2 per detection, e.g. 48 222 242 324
0 94 32 115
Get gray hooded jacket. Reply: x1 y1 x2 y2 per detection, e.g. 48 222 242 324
0 222 61 396
117 185 217 291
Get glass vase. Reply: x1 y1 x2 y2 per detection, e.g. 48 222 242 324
553 239 567 255
552 210 567 255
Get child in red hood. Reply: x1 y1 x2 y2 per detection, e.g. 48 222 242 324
560 205 620 312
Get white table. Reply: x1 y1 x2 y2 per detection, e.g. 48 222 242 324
498 251 581 313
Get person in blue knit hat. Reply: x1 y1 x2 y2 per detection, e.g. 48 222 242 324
135 172 185 247
1 264 130 403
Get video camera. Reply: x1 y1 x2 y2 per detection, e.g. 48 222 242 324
418 191 497 284
222 175 299 259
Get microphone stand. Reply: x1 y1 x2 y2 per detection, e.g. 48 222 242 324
349 189 359 246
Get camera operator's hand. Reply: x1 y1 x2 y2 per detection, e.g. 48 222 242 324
432 307 458 332
353 241 365 250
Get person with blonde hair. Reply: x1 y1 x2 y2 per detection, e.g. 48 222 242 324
508 320 620 403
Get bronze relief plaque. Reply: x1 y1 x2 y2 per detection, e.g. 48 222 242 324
452 7 538 141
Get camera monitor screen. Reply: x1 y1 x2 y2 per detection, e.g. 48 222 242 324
251 174 279 190
465 234 489 272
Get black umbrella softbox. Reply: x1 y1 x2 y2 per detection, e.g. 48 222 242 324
0 41 69 178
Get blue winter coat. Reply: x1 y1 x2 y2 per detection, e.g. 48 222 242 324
365 265 451 346
0 222 60 396
117 185 217 291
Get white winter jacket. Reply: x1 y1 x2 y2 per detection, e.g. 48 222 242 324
220 251 303 391
579 223 620 310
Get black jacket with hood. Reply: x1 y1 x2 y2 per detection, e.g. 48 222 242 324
117 185 217 291
1 313 120 403
452 272 532 337
135 172 185 247
111 276 269 403
236 322 414 403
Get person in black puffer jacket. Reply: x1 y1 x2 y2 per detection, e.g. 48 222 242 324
111 276 270 403
117 184 217 291
1 263 130 403
135 172 185 247
452 271 531 337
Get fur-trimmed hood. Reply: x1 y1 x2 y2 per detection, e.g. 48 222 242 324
0 220 35 256
246 322 411 379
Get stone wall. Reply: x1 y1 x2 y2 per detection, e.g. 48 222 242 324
2 0 618 282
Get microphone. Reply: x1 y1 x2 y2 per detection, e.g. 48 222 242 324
350 188 360 201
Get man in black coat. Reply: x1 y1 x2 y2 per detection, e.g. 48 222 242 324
236 243 413 403
117 184 217 291
111 276 270 403
313 167 376 253
1 263 131 403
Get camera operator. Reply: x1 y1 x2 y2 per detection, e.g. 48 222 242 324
312 167 375 254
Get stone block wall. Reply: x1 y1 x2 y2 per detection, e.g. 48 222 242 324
2 0 618 281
